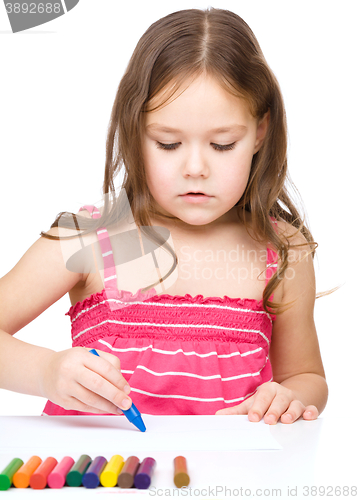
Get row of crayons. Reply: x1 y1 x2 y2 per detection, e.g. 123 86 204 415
0 454 190 491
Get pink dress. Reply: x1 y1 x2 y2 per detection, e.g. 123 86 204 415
42 205 277 416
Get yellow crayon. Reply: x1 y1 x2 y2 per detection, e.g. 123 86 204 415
100 455 124 487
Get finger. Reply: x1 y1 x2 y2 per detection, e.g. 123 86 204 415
216 395 255 415
279 400 306 424
262 392 296 425
75 382 127 414
84 351 131 394
79 359 132 411
216 406 242 415
89 350 122 371
84 349 123 375
79 369 132 411
91 351 131 395
65 389 119 415
302 405 319 420
248 383 277 422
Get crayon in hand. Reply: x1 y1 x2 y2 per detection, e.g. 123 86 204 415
89 349 146 432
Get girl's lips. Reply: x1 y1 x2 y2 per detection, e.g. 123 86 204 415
180 194 213 203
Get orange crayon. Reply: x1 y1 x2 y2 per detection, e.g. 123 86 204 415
13 456 42 488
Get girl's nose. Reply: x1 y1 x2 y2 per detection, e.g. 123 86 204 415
182 146 209 178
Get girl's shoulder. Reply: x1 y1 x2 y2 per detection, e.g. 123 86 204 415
272 217 316 303
43 207 104 283
244 210 311 252
274 218 314 260
44 208 103 308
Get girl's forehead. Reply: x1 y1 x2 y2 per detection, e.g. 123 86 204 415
145 74 254 122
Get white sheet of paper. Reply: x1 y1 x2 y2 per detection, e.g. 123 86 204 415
0 415 281 452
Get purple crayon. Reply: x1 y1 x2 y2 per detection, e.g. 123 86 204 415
134 458 156 489
82 456 107 489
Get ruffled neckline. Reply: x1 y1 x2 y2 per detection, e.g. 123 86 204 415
151 291 264 307
66 286 267 318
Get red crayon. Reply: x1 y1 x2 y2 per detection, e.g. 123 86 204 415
30 457 58 489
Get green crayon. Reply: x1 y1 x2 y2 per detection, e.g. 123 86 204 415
0 458 24 490
66 455 92 487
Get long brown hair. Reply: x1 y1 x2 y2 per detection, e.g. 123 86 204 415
41 7 321 314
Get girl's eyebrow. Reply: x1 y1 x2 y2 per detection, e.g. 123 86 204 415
145 123 247 134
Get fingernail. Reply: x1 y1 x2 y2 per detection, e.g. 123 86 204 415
266 414 276 424
251 413 260 422
304 411 312 418
123 384 131 395
284 413 292 422
120 398 131 410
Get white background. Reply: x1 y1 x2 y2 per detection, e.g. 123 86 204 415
0 1 357 416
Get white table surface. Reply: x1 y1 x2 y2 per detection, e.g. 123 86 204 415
0 414 357 499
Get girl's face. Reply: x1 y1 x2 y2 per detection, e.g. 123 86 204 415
142 73 268 229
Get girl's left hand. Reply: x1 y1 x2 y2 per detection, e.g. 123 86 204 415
215 381 319 424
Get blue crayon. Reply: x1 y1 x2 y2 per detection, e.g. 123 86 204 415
89 349 146 432
82 456 107 489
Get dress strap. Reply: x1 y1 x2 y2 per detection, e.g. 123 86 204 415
79 205 118 295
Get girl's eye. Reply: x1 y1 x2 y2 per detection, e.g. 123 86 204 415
156 142 180 151
155 141 236 152
212 142 236 152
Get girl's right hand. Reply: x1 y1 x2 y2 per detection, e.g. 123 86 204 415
40 347 132 414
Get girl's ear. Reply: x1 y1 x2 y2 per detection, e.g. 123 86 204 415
253 110 270 154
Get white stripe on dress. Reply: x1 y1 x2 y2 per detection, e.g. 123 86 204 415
135 364 265 382
131 387 258 404
99 339 217 357
218 347 263 358
98 338 264 358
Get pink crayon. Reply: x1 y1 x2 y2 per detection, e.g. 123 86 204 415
48 457 75 489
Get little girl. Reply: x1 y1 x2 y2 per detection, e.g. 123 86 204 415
0 7 328 425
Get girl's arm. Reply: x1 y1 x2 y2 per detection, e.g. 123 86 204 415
217 221 328 423
0 232 132 414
